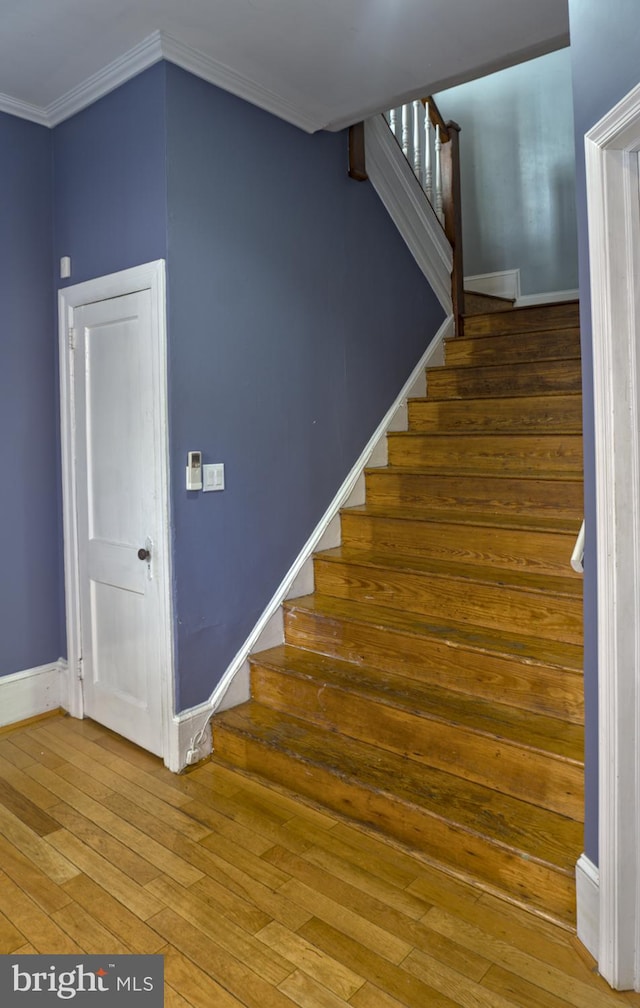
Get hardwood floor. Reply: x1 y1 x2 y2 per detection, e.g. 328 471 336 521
0 713 638 1006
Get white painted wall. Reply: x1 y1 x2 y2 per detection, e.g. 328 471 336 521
435 48 579 297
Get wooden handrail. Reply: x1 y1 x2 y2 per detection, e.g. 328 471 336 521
348 122 367 181
424 96 464 337
348 96 465 337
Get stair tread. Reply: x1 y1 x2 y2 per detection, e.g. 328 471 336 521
215 701 581 872
366 464 583 484
407 394 582 434
430 356 580 374
316 546 583 598
409 391 582 407
251 644 584 762
444 331 580 368
447 325 580 342
463 302 580 337
425 358 581 400
341 503 582 536
464 290 516 313
388 429 583 442
284 593 583 673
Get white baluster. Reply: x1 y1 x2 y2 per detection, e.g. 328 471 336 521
434 126 444 224
412 100 422 182
401 104 410 159
424 103 433 204
388 107 397 138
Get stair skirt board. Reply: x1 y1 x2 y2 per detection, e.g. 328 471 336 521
465 268 579 308
212 299 584 928
174 316 453 770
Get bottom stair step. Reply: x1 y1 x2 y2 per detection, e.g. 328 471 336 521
212 702 580 926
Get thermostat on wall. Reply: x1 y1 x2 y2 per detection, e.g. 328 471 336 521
186 451 202 491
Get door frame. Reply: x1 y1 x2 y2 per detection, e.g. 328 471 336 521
585 83 640 989
58 260 175 764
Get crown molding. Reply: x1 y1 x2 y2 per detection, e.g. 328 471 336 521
46 31 165 126
160 32 322 133
0 92 50 126
0 29 322 132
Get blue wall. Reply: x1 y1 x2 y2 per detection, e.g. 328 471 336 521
54 63 168 288
0 113 60 675
165 66 444 709
3 59 443 716
568 0 640 865
436 49 578 296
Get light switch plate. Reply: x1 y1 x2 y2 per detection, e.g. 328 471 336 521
203 463 225 492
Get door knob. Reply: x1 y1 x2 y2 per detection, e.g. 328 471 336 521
137 547 151 561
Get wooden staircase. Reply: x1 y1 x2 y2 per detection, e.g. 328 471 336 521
212 300 584 928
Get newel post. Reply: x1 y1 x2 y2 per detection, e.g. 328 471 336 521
348 123 368 181
440 120 464 338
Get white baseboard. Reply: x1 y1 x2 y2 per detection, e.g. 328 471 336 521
516 288 579 307
171 315 453 770
576 853 600 961
465 269 578 308
465 269 520 301
0 659 67 728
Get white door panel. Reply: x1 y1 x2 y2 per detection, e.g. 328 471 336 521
73 289 166 756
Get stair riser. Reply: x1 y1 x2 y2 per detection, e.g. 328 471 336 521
444 329 580 367
284 606 584 723
387 433 583 476
408 394 582 434
365 472 583 521
426 360 582 399
251 663 583 821
340 513 581 578
213 725 576 925
464 303 580 337
313 558 582 645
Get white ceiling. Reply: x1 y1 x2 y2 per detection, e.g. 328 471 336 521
0 0 569 132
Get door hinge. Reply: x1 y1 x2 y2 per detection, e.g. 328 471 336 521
68 326 76 351
76 657 84 681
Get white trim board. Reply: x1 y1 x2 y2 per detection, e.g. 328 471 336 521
465 269 520 302
58 260 176 769
173 316 452 771
465 269 578 307
1 30 322 133
365 114 453 314
0 660 67 727
585 79 640 991
576 854 600 963
517 289 579 307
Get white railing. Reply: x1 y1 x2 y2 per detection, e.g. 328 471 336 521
571 519 585 573
386 98 445 226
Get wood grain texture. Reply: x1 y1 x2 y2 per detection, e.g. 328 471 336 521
444 327 580 366
463 302 580 336
2 715 637 1006
364 470 583 520
312 549 583 644
211 301 586 929
407 392 582 433
284 594 584 722
386 431 583 476
250 646 584 820
426 358 582 399
340 508 581 577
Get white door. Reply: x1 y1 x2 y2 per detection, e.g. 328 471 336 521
71 287 169 756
